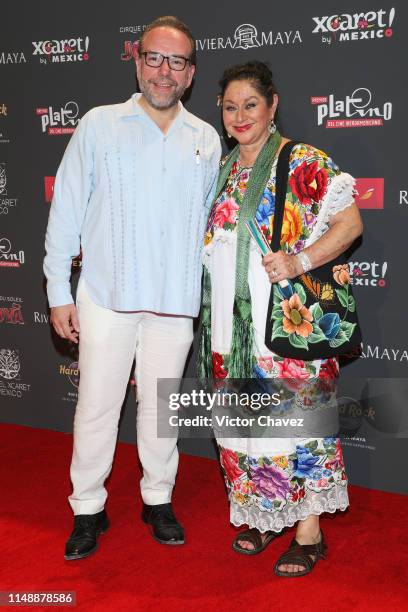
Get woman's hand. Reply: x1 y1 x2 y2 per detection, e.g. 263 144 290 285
262 251 303 283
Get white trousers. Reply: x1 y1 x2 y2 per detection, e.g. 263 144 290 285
68 279 193 515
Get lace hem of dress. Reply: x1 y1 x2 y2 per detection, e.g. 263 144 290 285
230 484 349 533
306 172 356 247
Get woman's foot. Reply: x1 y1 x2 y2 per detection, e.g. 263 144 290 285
232 528 279 555
276 515 323 575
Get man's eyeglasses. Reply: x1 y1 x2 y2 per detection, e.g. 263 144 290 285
142 51 191 71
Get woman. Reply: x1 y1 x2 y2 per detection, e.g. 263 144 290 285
199 61 363 577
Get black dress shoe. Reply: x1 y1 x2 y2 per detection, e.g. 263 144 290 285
64 509 110 561
142 503 184 545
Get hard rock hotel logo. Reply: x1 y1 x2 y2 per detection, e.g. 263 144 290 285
32 36 90 64
36 101 79 135
312 8 395 44
311 88 392 128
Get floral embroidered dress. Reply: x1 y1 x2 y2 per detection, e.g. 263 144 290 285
203 143 355 533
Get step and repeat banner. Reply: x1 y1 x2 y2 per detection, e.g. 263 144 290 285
1 1 407 494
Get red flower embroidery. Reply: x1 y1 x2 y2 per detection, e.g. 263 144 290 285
289 160 328 205
212 352 228 379
220 448 245 482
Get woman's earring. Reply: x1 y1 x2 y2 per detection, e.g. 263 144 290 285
268 120 276 135
227 133 232 138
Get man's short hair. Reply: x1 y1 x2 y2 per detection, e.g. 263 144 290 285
139 16 196 66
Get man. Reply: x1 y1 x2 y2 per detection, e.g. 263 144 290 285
44 15 221 560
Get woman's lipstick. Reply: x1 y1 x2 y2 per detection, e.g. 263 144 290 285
234 124 253 133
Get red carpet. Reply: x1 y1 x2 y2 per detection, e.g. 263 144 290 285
0 423 407 611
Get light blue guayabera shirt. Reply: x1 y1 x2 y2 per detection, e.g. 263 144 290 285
44 93 221 315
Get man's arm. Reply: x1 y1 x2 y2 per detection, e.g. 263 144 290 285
43 108 96 342
204 128 222 211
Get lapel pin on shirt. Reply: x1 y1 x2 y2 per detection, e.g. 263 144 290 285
195 149 201 165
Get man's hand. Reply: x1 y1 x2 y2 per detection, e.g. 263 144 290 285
50 304 80 344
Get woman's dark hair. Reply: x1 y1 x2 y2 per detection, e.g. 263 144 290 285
219 61 278 106
139 15 196 66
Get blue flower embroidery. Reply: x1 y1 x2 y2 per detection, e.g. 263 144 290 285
318 312 341 340
255 190 275 225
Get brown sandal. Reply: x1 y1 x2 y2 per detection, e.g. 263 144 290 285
274 531 327 577
232 528 280 556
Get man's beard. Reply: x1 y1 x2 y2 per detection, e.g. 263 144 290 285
139 77 186 111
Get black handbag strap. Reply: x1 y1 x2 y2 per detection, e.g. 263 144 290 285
270 140 302 252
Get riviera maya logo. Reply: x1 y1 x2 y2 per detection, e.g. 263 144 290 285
0 349 20 380
195 23 302 51
312 8 395 43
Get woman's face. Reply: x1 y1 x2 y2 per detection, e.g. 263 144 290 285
222 79 278 148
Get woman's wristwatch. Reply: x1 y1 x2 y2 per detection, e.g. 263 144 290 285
296 251 312 273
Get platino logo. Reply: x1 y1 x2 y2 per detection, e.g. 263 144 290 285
0 238 25 267
36 102 79 135
311 88 392 128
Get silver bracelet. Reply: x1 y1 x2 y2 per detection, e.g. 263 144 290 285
297 251 312 273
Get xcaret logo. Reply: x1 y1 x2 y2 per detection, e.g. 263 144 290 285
0 349 20 380
0 348 31 398
0 163 19 215
32 36 90 64
312 8 395 44
355 178 384 209
0 238 25 268
0 163 6 195
311 88 392 128
36 102 79 135
349 261 388 287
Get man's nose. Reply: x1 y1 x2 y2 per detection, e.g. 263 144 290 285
158 58 171 76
